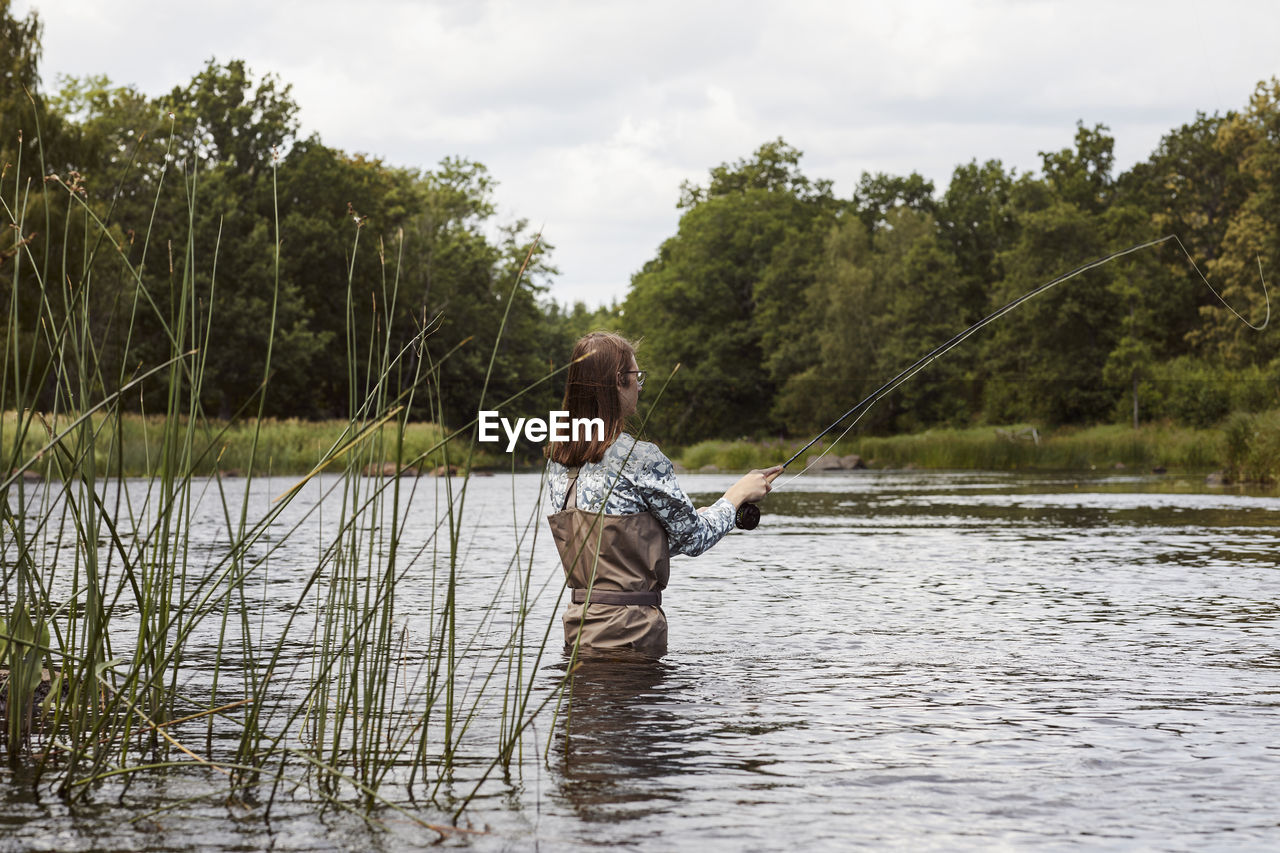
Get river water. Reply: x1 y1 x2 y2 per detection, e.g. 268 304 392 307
3 469 1278 851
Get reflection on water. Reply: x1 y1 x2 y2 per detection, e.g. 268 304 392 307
5 470 1280 851
553 653 686 824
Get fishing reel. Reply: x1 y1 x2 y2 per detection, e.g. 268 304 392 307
735 502 760 530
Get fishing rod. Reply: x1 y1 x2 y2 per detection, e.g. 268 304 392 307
734 234 1269 530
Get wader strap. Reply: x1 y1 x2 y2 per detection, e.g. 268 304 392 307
561 466 580 511
572 588 662 606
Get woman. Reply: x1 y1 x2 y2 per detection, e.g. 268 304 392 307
546 331 780 657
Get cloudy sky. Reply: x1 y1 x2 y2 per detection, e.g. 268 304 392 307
15 0 1280 307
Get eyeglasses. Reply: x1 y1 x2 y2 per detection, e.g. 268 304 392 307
620 370 646 389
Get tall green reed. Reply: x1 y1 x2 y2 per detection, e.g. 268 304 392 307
0 119 567 830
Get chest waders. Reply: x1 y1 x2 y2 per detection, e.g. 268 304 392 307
547 467 671 656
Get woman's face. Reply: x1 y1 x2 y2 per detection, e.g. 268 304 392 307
618 353 640 419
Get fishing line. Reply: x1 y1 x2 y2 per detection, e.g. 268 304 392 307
736 234 1270 529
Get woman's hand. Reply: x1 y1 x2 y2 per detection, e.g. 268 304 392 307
723 465 784 508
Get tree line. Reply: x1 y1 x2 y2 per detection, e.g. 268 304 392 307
4 2 1279 448
618 84 1280 444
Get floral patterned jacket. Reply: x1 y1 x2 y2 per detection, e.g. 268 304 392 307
546 433 736 557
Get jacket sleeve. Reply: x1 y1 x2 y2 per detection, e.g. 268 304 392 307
631 443 736 556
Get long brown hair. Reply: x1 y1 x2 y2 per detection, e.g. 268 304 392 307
546 331 636 466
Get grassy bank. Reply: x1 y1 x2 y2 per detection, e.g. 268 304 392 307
1223 410 1280 483
4 412 501 477
676 422 1229 475
7 410 1250 483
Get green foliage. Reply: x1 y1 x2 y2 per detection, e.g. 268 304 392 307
938 159 1018 283
1132 356 1278 428
627 88 1278 442
624 88 1280 442
1 604 50 760
1190 81 1280 368
1222 409 1280 483
545 299 624 345
0 0 60 169
851 170 937 232
771 216 876 434
1118 113 1245 271
624 139 839 443
775 206 983 435
676 439 784 471
981 196 1116 425
1040 122 1116 215
0 606 48 693
678 136 833 207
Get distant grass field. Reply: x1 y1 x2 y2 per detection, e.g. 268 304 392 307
4 412 499 477
10 414 1265 481
674 422 1231 475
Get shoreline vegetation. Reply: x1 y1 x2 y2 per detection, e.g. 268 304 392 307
2 412 503 479
670 417 1280 485
9 412 1277 485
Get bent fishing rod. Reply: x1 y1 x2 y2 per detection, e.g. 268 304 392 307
734 234 1268 530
